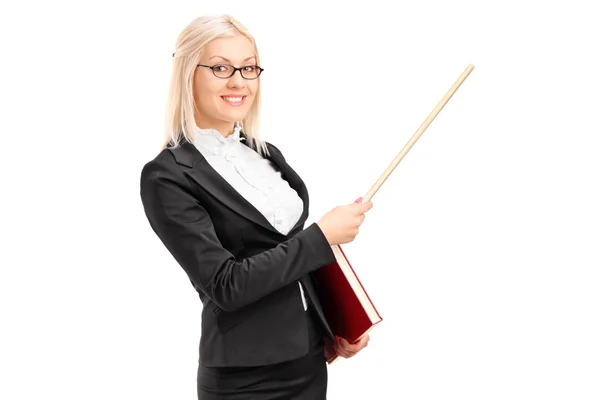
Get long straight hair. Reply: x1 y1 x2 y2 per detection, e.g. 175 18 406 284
163 15 268 156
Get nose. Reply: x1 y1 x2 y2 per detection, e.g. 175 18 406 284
227 69 246 88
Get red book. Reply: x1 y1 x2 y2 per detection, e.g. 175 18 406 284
312 243 382 363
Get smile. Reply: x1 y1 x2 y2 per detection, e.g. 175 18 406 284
221 96 247 106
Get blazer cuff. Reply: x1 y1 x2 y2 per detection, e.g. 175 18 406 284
299 222 337 267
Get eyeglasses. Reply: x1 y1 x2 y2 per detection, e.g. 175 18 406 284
197 64 264 80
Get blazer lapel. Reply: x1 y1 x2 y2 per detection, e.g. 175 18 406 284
167 135 309 237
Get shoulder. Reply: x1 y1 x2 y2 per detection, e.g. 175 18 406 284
262 140 285 160
140 147 187 189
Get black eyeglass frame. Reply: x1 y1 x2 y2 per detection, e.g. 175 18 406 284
197 64 264 80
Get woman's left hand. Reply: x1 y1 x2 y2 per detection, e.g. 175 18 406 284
334 334 370 358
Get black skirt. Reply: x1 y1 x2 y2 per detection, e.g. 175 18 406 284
197 306 328 399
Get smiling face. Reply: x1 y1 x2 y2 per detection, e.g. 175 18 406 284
193 35 259 137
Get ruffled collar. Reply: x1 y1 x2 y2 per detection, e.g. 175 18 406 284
193 122 245 156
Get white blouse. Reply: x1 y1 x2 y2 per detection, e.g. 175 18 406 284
192 124 308 310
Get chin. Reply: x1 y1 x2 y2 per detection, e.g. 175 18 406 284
217 100 253 120
220 110 250 123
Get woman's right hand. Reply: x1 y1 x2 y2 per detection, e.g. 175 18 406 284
316 198 373 245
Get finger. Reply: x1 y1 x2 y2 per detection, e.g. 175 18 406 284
333 343 350 358
358 339 369 350
358 334 370 347
335 347 355 358
342 336 369 353
335 338 356 358
337 340 362 357
339 337 361 351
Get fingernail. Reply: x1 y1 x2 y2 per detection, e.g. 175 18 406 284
355 197 363 203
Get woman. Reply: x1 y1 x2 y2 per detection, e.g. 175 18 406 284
140 14 373 399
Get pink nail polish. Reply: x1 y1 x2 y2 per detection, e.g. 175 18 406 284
355 197 363 203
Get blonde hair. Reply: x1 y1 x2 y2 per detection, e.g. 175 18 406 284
163 15 268 156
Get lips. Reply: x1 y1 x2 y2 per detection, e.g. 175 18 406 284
221 95 247 106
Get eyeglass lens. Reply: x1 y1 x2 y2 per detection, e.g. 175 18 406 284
212 64 261 79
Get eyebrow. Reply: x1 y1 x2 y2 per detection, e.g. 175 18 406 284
208 55 256 63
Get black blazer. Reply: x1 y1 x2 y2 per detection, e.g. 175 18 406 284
139 133 337 367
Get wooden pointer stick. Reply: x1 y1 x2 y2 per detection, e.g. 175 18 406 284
362 64 475 203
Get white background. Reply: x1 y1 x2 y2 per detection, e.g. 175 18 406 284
1 1 599 399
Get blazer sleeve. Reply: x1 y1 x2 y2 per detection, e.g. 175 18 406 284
140 159 336 312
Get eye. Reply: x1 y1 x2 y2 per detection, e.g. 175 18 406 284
213 64 231 72
243 65 257 72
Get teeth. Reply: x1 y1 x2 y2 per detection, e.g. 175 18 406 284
223 97 243 102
